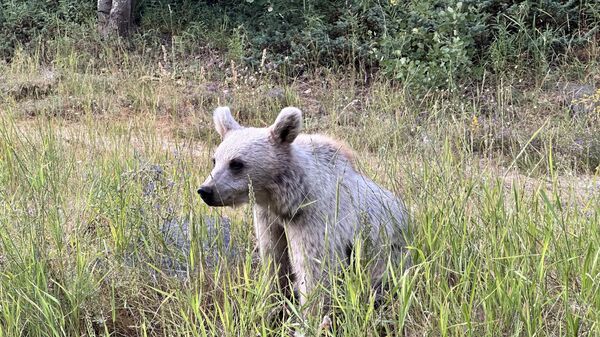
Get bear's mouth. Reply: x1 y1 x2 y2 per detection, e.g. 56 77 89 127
197 187 249 207
201 197 226 207
197 189 224 206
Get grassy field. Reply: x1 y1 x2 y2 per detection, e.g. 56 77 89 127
0 39 599 337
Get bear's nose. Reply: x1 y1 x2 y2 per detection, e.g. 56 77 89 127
197 186 214 203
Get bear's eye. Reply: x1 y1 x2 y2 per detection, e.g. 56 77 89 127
211 158 216 167
229 159 244 172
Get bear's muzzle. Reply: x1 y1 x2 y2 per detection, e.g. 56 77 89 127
197 186 220 206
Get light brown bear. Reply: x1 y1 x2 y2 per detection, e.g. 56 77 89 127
198 106 409 318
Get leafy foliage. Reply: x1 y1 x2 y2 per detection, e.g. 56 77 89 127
1 0 598 88
137 0 600 89
0 0 94 57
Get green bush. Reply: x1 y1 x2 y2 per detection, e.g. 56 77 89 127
134 0 598 89
378 1 485 89
0 0 94 58
1 0 598 89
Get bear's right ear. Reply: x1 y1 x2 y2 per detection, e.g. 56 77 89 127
213 107 241 138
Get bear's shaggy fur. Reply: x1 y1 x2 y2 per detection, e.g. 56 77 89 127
198 106 409 315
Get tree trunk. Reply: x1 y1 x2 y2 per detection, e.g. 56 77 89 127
97 0 134 37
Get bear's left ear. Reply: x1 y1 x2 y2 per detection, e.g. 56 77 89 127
270 107 302 144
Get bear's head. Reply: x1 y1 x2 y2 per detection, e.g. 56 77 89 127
198 106 302 207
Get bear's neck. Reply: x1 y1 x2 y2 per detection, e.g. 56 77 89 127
257 159 309 222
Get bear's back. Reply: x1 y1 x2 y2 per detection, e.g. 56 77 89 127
293 134 355 170
292 133 406 229
289 133 407 260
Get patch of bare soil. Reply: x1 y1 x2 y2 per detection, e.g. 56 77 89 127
13 116 208 158
484 159 599 203
12 117 599 206
0 68 59 101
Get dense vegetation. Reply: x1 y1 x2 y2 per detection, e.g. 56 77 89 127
0 1 598 336
2 0 599 89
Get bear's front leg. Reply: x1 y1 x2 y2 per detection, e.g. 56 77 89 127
285 224 328 318
253 207 294 298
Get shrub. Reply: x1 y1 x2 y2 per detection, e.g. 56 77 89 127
1 0 598 89
0 0 94 58
135 0 598 89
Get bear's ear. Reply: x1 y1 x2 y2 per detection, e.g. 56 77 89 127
270 107 302 144
213 106 241 138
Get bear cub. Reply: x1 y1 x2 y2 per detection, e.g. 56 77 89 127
198 106 409 315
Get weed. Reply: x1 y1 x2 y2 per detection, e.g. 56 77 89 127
0 4 599 335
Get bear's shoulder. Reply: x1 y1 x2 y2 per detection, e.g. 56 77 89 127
294 134 355 168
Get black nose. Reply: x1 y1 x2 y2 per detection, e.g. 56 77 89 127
197 186 214 204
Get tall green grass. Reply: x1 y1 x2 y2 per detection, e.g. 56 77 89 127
0 41 599 336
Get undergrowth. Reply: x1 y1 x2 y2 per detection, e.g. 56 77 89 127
2 0 599 91
0 2 599 336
